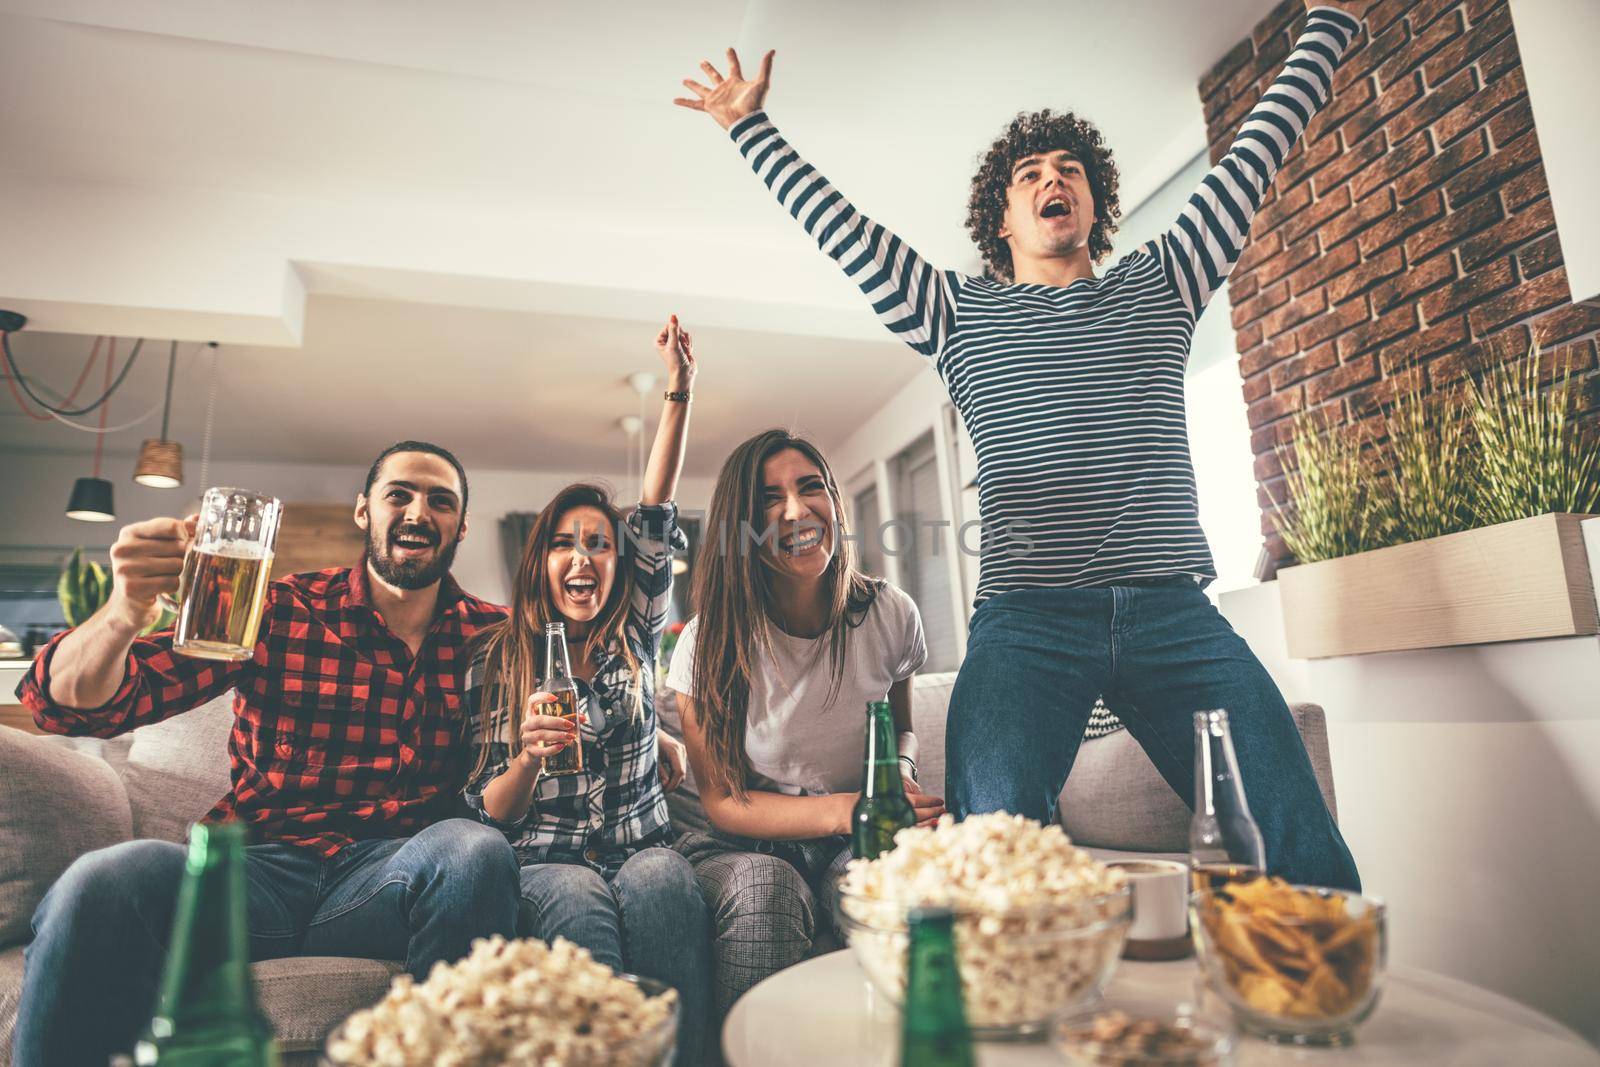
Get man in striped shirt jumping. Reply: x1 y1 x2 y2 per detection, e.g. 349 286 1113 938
677 2 1364 890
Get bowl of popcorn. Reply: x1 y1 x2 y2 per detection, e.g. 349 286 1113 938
323 935 678 1066
835 812 1132 1038
1191 877 1386 1046
1054 999 1237 1066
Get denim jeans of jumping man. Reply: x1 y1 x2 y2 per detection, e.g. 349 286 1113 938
945 579 1361 892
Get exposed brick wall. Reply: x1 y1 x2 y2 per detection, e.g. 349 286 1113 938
1200 0 1600 566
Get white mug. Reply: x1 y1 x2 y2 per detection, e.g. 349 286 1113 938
1108 859 1192 960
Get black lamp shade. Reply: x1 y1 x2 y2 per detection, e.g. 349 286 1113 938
66 477 116 522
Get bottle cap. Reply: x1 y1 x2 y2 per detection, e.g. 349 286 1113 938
907 905 956 927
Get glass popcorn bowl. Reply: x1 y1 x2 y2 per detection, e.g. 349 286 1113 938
1191 883 1387 1046
322 972 678 1066
835 881 1132 1039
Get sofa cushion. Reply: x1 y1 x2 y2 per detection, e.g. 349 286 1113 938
122 694 237 844
256 955 403 1054
0 726 133 948
1059 727 1191 851
1059 703 1336 852
908 673 955 793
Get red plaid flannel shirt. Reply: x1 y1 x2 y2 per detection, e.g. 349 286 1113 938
18 565 507 856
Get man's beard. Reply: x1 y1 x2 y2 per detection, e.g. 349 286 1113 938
368 523 460 590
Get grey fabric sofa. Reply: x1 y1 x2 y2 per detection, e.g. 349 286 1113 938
0 674 1335 1064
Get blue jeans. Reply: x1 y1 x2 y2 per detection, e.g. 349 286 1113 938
946 582 1360 891
14 818 519 1067
520 849 711 1067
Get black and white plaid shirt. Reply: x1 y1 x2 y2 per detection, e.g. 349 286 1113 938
464 503 682 875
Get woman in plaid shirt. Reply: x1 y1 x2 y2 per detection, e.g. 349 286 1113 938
462 315 710 1065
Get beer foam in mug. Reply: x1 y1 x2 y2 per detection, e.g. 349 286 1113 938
201 539 271 560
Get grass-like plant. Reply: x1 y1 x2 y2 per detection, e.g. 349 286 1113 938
1469 339 1600 525
1271 410 1386 563
1371 378 1475 543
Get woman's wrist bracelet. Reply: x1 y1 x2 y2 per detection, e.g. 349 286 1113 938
664 389 692 402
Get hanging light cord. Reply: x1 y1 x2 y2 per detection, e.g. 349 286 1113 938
24 335 164 434
2 331 144 416
199 343 218 490
45 396 165 434
2 335 104 421
158 340 177 440
92 340 112 478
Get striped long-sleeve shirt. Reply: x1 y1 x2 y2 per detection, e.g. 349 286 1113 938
730 8 1360 602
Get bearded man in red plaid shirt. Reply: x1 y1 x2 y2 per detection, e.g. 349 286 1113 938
12 441 520 1067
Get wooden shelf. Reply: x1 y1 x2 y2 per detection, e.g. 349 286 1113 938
1278 513 1600 659
272 503 367 580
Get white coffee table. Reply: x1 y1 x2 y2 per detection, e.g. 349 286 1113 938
723 950 1599 1066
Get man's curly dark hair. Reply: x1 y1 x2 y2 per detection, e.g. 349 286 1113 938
965 109 1122 281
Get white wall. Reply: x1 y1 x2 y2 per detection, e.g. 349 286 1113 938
1219 580 1600 1043
1 450 713 606
825 364 977 650
1507 0 1600 304
1112 150 1262 594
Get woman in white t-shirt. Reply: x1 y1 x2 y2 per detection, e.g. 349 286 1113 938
667 428 943 1017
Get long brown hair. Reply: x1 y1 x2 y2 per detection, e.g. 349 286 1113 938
470 483 644 782
690 430 878 801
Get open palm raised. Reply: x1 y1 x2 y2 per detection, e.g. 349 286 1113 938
673 47 775 131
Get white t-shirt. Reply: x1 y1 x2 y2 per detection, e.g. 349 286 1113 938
666 582 927 797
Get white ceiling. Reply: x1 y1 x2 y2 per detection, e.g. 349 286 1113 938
2 296 924 472
0 0 1278 473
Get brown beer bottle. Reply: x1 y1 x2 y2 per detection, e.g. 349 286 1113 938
1189 709 1266 895
539 621 584 776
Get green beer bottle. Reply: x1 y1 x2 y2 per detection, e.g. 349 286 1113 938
851 700 917 860
135 821 278 1066
901 906 974 1067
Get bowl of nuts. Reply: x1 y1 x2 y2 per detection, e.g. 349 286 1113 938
834 812 1132 1038
323 935 678 1066
1054 999 1237 1066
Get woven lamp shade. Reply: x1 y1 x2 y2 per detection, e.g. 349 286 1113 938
133 439 184 488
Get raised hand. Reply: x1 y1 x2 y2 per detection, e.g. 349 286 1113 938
673 47 775 131
654 314 697 393
108 515 196 630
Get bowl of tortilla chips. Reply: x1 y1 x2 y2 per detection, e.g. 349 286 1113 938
1191 877 1385 1046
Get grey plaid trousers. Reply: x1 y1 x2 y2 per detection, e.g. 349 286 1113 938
673 830 852 1018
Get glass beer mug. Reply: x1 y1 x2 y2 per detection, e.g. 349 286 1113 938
162 488 282 661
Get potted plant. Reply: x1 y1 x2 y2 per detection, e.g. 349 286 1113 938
57 547 178 635
58 547 112 628
1272 339 1600 658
